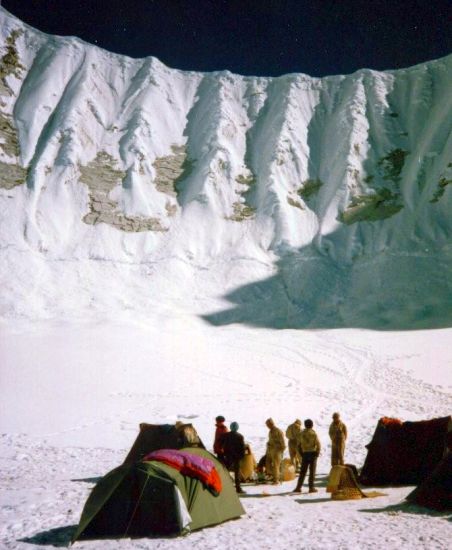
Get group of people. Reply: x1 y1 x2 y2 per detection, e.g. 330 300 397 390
213 413 348 494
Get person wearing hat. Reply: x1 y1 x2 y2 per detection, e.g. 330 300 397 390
221 422 246 493
213 415 229 463
329 412 347 466
265 418 286 484
286 419 302 471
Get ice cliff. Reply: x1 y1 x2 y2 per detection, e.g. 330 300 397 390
0 7 451 328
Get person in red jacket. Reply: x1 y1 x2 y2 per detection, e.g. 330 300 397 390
213 415 228 463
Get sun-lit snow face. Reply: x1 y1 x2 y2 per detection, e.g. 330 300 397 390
0 6 451 330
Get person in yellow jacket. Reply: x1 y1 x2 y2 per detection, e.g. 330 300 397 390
329 412 347 466
293 419 321 493
265 418 286 484
286 419 302 470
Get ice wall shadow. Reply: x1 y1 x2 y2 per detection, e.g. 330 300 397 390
202 246 452 331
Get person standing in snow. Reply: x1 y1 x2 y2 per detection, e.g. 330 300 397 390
265 418 286 484
213 415 228 463
293 419 321 493
286 419 302 470
329 412 347 466
221 421 246 493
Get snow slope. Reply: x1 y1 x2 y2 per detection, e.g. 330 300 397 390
0 7 451 550
0 6 451 327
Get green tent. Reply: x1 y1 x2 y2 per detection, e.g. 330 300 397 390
72 447 245 541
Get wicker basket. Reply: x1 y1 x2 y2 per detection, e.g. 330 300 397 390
331 488 363 500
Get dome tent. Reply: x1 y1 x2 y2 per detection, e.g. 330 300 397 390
72 446 244 541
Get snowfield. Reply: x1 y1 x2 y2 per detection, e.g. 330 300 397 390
1 319 451 549
0 5 451 549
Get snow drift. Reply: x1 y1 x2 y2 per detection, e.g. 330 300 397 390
0 6 451 328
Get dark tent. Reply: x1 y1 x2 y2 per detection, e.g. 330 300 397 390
124 423 205 464
72 447 244 541
406 430 452 512
360 416 451 486
406 452 452 511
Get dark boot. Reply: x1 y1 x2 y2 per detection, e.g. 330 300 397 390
296 456 308 490
308 455 318 493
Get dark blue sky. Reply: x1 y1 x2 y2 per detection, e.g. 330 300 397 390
3 0 451 77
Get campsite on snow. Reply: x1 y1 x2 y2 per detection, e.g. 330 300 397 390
0 4 451 549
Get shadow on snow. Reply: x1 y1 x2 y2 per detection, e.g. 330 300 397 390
202 243 452 331
19 525 77 547
359 501 452 519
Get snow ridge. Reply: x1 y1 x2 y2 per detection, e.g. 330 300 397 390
0 7 451 326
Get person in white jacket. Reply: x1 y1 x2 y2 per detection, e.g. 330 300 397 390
265 418 286 484
286 419 302 470
329 412 347 466
292 419 321 493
